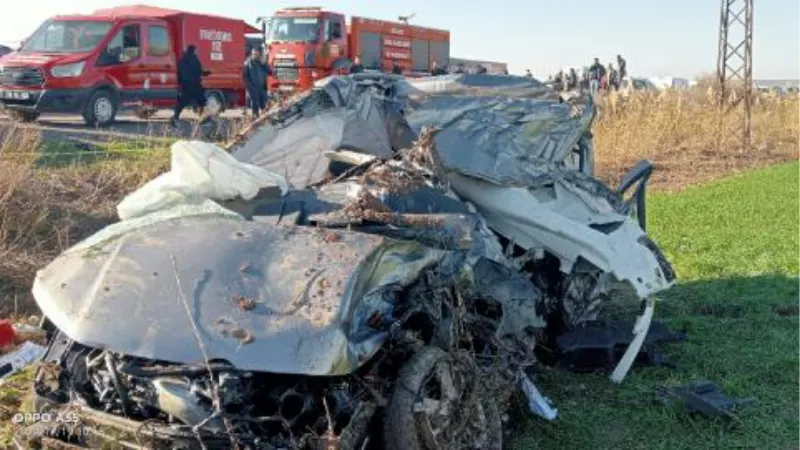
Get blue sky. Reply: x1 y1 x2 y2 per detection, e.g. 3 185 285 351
1 0 797 79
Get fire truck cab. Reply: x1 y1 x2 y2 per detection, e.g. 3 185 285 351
262 7 450 95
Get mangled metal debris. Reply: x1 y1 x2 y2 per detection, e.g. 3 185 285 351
655 381 757 422
556 320 687 373
18 73 676 449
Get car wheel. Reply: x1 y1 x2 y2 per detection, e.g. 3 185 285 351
384 346 503 450
8 110 39 123
83 90 117 127
205 90 225 117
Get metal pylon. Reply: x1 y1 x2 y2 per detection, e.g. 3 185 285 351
716 0 753 151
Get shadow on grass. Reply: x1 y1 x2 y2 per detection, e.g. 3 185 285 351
511 274 799 450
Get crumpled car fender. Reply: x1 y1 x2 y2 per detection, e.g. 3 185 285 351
448 173 674 299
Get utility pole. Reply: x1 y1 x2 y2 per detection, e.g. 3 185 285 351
716 0 754 151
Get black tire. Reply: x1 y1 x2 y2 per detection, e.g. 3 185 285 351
384 346 503 450
82 89 118 127
8 110 39 123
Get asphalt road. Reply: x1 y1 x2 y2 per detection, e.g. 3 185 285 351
0 109 249 145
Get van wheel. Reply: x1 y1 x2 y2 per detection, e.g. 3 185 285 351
8 111 39 123
204 91 225 117
83 90 118 127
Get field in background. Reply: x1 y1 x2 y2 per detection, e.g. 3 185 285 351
0 88 798 446
594 89 799 190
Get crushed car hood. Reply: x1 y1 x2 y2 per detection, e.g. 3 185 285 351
32 217 449 375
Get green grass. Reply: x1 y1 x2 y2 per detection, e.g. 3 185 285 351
514 162 799 450
34 138 171 168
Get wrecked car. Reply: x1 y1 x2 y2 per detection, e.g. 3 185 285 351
17 74 675 450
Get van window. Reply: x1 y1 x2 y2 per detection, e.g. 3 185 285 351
148 26 170 57
98 25 140 66
22 20 112 54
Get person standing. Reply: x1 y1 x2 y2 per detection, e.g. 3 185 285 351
349 56 364 74
171 45 211 126
391 60 402 75
430 59 447 76
607 63 620 91
242 47 271 118
568 67 578 90
524 69 533 78
588 57 606 96
617 54 628 81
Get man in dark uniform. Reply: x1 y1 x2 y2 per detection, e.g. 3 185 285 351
243 47 271 118
171 45 211 126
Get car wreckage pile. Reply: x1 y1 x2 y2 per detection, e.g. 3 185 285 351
18 74 676 449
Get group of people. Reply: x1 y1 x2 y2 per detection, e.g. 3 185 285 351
348 57 489 76
168 44 272 126
549 55 628 96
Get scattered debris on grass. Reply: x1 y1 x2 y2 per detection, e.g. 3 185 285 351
656 381 758 422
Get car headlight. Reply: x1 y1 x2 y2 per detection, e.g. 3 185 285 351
50 61 85 78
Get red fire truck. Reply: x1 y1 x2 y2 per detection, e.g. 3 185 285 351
261 7 450 95
0 5 259 126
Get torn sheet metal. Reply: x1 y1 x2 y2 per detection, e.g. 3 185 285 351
396 73 559 100
447 171 675 299
398 75 596 182
32 218 451 375
232 77 415 189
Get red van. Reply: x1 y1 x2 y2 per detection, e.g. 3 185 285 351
0 5 259 126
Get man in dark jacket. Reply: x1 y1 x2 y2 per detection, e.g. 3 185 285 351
349 56 364 74
588 57 606 96
171 45 210 125
617 54 628 81
391 60 402 75
242 47 271 118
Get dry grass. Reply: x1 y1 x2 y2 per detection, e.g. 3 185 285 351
594 88 799 191
0 126 169 315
